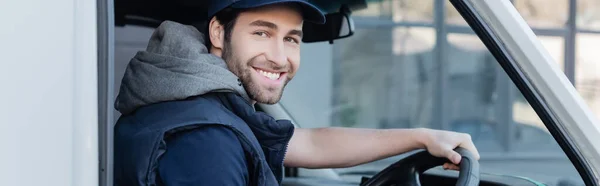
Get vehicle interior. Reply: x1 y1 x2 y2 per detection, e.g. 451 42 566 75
97 0 591 185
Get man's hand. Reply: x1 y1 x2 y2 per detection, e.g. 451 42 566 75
419 128 481 171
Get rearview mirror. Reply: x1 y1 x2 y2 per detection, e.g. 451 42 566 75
302 6 354 44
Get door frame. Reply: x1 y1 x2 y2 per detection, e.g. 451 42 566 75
97 0 115 185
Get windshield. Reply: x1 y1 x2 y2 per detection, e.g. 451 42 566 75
280 0 594 185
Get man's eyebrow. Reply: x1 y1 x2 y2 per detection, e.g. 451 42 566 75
288 29 303 38
249 20 278 30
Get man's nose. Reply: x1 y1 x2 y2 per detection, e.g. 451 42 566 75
265 40 287 66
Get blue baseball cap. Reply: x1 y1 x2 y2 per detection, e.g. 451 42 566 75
207 0 326 24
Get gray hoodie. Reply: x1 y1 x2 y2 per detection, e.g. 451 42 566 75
115 21 251 115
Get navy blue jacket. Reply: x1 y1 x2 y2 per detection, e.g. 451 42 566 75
114 92 295 186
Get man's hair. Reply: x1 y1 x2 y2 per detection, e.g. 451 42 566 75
204 7 242 49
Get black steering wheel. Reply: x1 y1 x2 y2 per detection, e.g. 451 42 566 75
360 148 479 186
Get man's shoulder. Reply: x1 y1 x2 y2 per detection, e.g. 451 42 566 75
137 93 229 115
117 93 242 129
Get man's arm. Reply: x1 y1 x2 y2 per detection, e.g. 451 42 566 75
284 127 479 170
158 126 249 186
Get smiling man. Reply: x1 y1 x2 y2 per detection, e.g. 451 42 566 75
113 0 480 186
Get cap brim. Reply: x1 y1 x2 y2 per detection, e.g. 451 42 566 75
231 0 326 24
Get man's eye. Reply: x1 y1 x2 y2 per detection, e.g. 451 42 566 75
254 31 268 37
285 37 299 44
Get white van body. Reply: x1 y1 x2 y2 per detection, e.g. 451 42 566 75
0 0 99 185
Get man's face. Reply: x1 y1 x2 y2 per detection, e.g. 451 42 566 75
212 4 303 104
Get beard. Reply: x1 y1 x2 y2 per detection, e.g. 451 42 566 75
222 42 290 104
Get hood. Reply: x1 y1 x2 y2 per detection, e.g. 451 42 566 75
115 20 251 115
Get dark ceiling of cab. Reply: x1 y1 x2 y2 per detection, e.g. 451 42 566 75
115 0 368 27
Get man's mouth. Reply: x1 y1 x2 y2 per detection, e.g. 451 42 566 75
254 68 282 80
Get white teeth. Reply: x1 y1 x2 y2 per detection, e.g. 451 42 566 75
256 69 280 80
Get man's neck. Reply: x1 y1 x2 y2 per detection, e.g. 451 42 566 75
209 46 222 57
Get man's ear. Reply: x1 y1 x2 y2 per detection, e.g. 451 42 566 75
209 16 225 50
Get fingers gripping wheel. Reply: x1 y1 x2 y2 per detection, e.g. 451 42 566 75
360 147 479 186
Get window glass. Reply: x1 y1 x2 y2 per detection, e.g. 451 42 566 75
281 2 583 185
333 26 436 129
392 0 434 23
576 33 600 118
354 0 434 24
577 0 600 30
446 1 467 25
514 0 569 29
